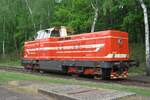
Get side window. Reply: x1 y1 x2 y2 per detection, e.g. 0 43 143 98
36 30 49 40
43 32 49 38
51 30 60 37
36 31 42 39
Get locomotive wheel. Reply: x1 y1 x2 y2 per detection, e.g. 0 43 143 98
101 68 111 80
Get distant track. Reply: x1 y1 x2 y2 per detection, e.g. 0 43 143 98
0 66 150 88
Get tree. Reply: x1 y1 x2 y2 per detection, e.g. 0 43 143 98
91 0 98 32
138 0 150 75
2 16 5 58
0 0 149 62
24 0 36 32
51 0 93 33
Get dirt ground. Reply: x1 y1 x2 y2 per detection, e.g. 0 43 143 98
0 86 53 100
128 75 150 83
0 81 55 100
0 80 148 100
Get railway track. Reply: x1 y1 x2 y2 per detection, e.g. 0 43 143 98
0 66 150 88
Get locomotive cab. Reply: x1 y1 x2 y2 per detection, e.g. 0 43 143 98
35 26 68 40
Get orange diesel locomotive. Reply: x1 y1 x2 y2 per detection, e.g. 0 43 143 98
22 27 138 79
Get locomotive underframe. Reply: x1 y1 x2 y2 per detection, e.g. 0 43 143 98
22 59 137 79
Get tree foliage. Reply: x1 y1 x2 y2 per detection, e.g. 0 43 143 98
0 0 149 57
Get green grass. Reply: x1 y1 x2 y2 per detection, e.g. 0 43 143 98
0 71 150 96
0 58 21 67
